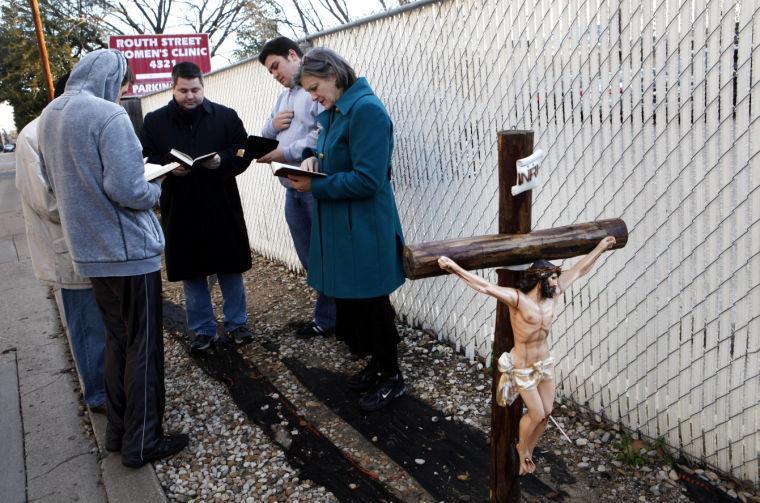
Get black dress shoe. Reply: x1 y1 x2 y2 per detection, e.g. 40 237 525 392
121 433 189 468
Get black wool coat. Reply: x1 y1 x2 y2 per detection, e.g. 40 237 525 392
141 98 252 281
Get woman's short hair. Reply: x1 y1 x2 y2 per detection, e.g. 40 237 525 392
293 47 357 89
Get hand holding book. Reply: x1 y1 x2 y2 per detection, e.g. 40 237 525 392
271 160 326 179
144 159 180 181
245 135 279 161
168 149 217 169
283 157 326 193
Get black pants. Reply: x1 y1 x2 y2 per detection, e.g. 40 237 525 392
335 295 400 375
91 271 165 463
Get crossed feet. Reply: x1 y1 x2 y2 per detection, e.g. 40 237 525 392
516 441 536 476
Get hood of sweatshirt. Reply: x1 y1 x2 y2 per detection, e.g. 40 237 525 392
64 49 128 103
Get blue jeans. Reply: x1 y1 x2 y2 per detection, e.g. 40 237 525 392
284 188 336 329
183 273 247 336
60 288 107 407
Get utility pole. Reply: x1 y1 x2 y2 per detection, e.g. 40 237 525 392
28 0 55 102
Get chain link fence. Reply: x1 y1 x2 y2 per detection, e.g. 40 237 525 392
141 0 759 483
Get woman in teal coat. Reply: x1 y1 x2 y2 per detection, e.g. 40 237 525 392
288 48 406 412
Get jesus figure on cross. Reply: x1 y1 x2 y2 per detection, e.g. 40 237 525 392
438 236 616 475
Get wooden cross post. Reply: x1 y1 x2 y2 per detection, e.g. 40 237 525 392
491 130 533 502
403 130 628 501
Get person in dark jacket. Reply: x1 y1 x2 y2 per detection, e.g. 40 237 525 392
288 48 407 412
140 62 254 352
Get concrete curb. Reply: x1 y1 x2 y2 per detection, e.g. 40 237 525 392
54 289 167 503
0 350 26 503
90 413 168 503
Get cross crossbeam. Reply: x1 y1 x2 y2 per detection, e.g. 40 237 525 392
403 219 627 280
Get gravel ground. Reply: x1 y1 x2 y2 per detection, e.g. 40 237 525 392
130 254 759 502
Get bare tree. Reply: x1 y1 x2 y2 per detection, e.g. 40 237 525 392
315 0 350 25
271 0 410 38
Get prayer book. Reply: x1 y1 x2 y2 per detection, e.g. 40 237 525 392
168 149 217 168
245 135 279 160
271 161 326 179
144 160 179 181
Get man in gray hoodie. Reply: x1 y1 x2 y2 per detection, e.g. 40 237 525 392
37 49 188 468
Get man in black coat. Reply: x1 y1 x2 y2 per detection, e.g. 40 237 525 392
141 62 254 352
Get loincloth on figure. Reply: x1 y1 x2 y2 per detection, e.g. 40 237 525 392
495 352 556 407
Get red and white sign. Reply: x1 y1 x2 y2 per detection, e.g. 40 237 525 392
108 34 211 96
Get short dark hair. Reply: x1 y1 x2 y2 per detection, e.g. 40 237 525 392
53 72 71 98
258 37 303 65
293 47 357 90
121 66 134 87
171 62 203 86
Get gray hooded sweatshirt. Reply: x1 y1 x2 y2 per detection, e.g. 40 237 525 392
38 49 163 277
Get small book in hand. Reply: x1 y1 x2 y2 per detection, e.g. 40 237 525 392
245 135 279 160
271 161 327 178
144 160 179 181
168 149 217 168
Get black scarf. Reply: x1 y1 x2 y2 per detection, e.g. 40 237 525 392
171 98 204 126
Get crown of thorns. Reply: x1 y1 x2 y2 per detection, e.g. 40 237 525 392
526 265 562 277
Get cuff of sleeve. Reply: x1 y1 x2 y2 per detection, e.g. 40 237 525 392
302 147 315 160
310 176 326 197
282 145 297 163
218 150 233 165
261 122 277 139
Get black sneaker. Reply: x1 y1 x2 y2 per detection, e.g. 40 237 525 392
348 360 381 392
190 333 216 353
89 402 107 415
105 438 121 453
229 326 254 344
358 373 405 412
121 433 189 468
295 321 331 339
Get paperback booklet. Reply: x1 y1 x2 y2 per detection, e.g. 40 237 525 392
168 149 217 168
271 161 327 179
245 135 279 160
144 160 179 181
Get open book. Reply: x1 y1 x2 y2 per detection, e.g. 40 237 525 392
168 149 217 168
271 161 327 179
245 135 279 160
144 160 179 181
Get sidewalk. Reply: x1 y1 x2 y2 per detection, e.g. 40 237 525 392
0 152 163 502
0 152 104 501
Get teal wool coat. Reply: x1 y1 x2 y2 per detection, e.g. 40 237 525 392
307 77 406 299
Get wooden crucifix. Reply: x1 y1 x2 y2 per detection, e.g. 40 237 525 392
403 131 627 502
